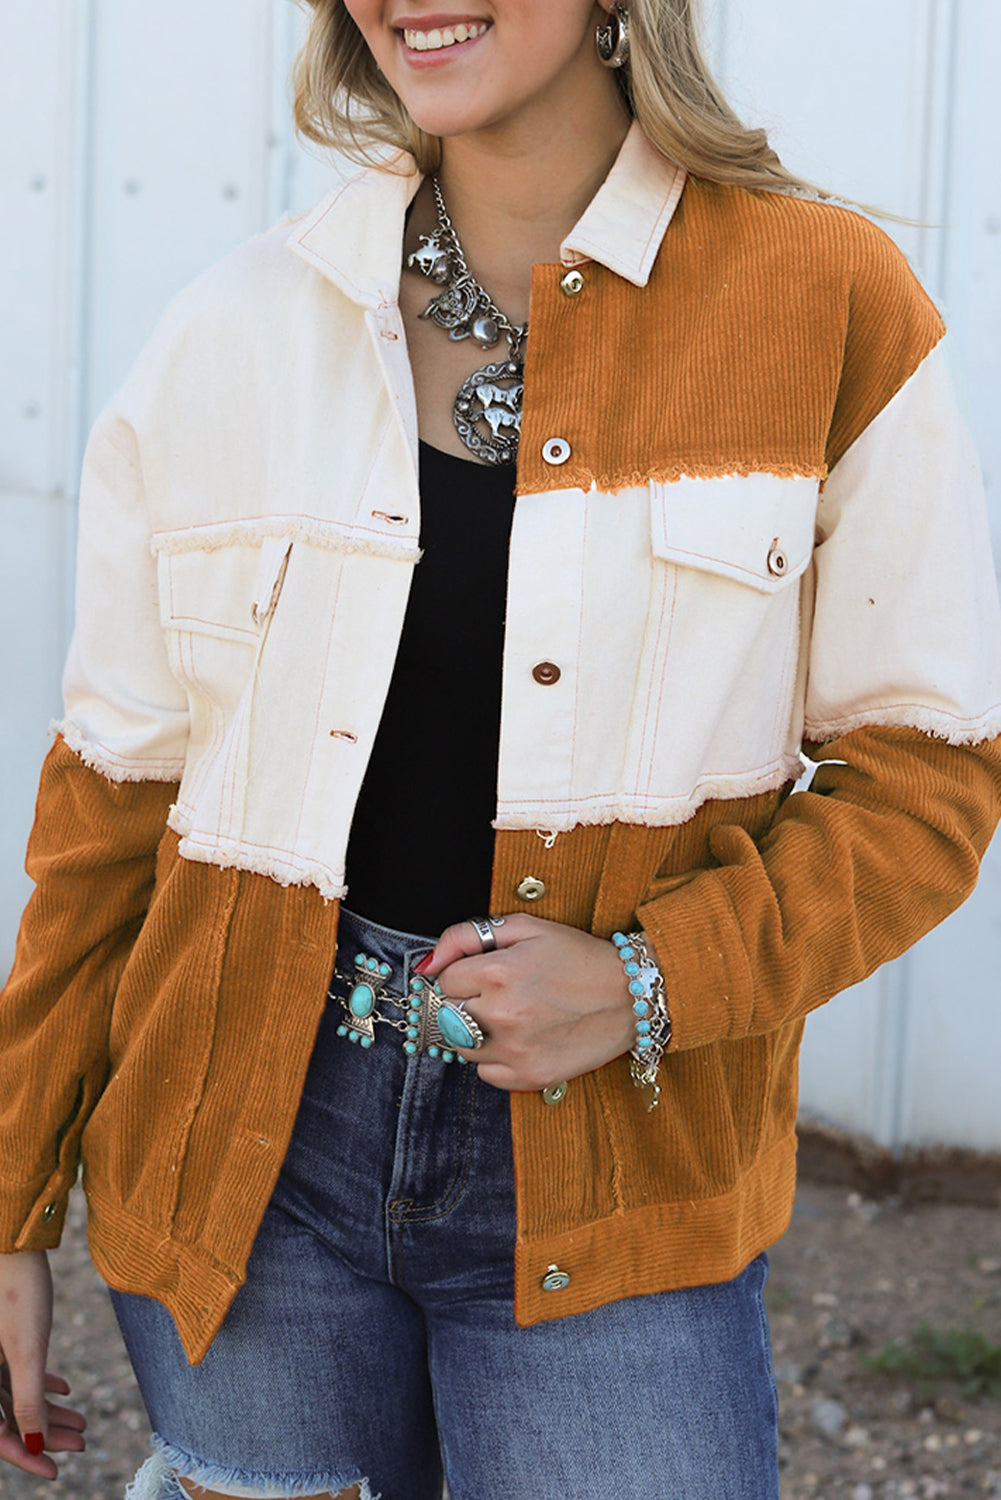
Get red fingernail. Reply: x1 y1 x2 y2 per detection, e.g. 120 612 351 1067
24 1432 45 1456
414 952 435 974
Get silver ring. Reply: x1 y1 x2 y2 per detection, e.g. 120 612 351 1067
470 916 497 952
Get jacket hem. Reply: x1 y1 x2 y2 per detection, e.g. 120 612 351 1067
513 1132 797 1327
83 1134 796 1362
494 753 804 832
804 702 1001 749
53 722 185 784
85 1186 243 1366
167 806 347 900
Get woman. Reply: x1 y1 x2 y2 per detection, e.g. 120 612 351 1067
2 2 1001 1496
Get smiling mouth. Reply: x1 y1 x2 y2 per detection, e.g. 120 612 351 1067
401 21 490 52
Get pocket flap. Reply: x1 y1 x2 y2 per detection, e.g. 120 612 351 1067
157 535 293 642
650 473 819 593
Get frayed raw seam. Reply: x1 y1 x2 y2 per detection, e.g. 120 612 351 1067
521 461 828 499
805 702 1001 749
150 515 419 565
167 805 347 900
125 1434 380 1499
493 754 803 833
125 1452 186 1499
54 720 185 784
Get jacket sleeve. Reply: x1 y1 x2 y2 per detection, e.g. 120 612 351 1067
0 745 177 1250
0 407 188 1251
638 724 1001 1052
638 249 1001 1052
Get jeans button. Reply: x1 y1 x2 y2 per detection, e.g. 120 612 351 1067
542 1082 568 1105
542 1264 571 1291
516 876 546 902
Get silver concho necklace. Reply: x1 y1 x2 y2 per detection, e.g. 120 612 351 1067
407 177 527 466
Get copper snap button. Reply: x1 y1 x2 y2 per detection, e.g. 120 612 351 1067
532 661 561 685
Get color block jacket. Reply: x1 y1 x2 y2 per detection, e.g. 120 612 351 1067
3 124 1001 1364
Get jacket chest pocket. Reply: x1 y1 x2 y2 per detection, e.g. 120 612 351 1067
154 531 295 734
624 473 822 795
648 472 818 592
156 533 293 643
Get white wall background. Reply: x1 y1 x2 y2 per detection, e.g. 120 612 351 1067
1 1 999 1151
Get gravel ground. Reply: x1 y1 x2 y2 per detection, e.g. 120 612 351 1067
0 1180 998 1498
769 1182 1001 1499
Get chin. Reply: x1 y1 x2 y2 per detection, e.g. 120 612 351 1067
404 104 493 139
387 69 517 141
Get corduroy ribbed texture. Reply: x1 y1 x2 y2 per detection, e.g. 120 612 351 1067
0 740 176 1249
639 727 1001 1052
518 177 944 498
82 823 339 1358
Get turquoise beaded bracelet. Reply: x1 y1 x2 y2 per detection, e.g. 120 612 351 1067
611 931 672 1109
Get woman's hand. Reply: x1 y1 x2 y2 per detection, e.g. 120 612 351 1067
422 915 634 1091
0 1251 86 1478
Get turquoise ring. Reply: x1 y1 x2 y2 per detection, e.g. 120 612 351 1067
436 1000 486 1051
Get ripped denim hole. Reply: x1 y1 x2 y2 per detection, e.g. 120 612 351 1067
124 1435 381 1500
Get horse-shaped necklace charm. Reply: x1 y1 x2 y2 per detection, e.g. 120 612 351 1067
407 179 527 466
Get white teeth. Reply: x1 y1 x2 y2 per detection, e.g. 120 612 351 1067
403 21 488 51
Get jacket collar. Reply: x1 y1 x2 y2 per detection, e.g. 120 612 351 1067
288 152 422 308
287 121 686 305
560 122 687 286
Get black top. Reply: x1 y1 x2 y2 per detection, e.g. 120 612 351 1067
344 440 517 937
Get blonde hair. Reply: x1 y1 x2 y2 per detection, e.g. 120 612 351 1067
292 0 827 198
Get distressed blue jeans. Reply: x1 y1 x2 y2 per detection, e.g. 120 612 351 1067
113 908 780 1500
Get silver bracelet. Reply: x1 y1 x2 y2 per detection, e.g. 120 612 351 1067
611 931 672 1109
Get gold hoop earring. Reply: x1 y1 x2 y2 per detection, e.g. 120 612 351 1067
596 5 630 69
